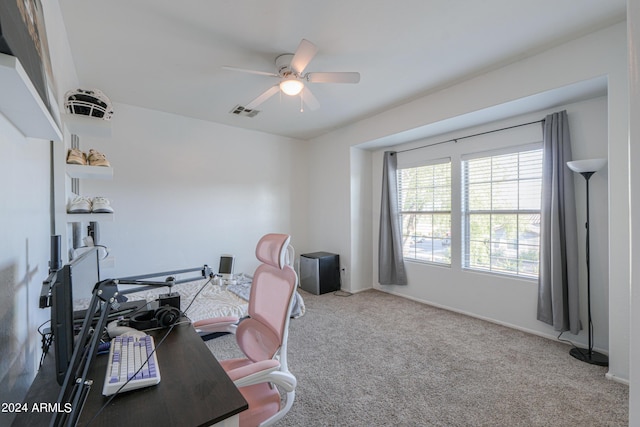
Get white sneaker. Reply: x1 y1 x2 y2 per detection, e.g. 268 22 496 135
92 197 114 213
68 196 92 213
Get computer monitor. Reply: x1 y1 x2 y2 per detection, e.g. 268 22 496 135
50 247 100 385
218 255 235 279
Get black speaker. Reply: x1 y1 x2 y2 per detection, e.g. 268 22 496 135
158 292 180 310
299 252 340 295
129 306 181 330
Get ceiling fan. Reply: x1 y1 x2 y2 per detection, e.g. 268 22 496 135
223 39 360 111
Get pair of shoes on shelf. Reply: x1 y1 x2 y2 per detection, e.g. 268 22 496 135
67 149 111 167
68 196 114 214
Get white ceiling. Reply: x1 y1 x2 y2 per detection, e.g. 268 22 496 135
57 0 625 141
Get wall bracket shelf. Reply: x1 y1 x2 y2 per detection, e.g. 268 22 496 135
63 113 112 138
67 213 114 223
0 52 62 141
66 164 114 180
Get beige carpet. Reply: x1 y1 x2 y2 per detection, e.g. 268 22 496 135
206 289 628 426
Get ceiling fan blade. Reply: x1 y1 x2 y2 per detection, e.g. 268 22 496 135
246 85 280 109
290 39 318 75
301 86 320 111
306 72 360 84
222 66 279 78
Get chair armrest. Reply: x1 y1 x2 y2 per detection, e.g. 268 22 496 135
265 370 297 392
226 359 280 387
227 360 297 392
193 316 239 334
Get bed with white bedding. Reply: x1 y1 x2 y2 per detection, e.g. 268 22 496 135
73 273 305 324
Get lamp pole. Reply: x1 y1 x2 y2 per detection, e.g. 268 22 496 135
567 163 608 366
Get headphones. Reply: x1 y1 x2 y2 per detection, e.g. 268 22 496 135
129 305 181 330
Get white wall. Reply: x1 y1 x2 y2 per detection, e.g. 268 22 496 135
307 22 630 380
2 4 311 419
0 2 78 424
305 138 352 277
349 146 373 291
371 97 608 351
3 4 635 423
0 116 52 426
78 103 309 280
627 0 640 423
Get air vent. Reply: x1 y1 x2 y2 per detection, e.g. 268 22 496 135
230 105 260 118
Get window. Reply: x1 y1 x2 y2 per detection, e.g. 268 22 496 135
462 147 542 278
398 160 451 265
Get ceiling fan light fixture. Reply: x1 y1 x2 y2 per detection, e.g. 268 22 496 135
226 39 360 111
280 78 304 96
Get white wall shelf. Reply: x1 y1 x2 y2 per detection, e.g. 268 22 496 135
63 113 112 137
66 164 114 180
0 52 62 141
67 213 114 223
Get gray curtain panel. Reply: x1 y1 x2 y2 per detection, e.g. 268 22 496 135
537 111 580 334
379 151 407 285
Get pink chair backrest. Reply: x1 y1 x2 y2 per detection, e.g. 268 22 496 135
236 234 297 362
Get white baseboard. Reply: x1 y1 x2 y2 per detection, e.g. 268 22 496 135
377 288 616 356
605 372 630 385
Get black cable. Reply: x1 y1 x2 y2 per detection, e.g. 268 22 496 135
181 276 215 320
333 290 353 297
85 321 178 426
76 297 155 337
85 277 214 424
120 276 213 324
333 268 352 296
120 298 159 319
556 331 581 352
38 320 52 368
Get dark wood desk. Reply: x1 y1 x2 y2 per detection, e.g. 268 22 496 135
13 322 247 427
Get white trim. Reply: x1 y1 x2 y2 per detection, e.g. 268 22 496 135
605 372 629 386
376 287 613 358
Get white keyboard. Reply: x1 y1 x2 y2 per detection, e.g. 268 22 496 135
102 334 161 396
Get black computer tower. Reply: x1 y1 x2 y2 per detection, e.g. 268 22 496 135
299 252 340 295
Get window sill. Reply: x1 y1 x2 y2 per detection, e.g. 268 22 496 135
403 258 452 269
461 267 537 283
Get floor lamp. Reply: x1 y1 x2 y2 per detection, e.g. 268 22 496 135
566 158 608 366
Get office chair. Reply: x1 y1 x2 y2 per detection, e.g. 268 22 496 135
194 233 298 427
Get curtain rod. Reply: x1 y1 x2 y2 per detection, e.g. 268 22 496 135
395 119 544 154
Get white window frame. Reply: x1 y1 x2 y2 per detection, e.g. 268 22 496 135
461 143 543 278
397 158 452 266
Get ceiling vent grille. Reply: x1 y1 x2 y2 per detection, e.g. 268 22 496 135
230 105 260 118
